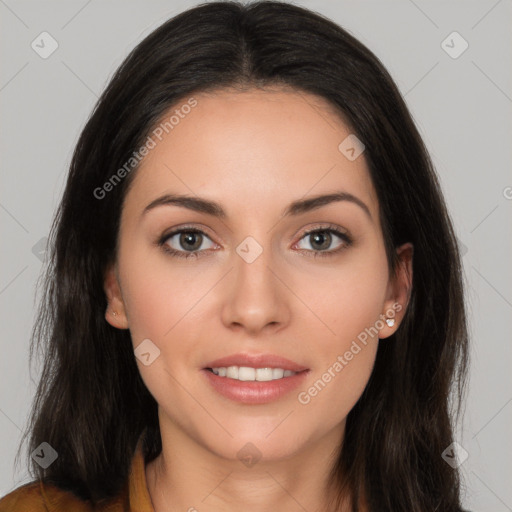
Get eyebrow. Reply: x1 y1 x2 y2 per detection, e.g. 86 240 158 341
142 191 372 220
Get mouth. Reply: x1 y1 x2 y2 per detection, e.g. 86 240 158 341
202 353 310 404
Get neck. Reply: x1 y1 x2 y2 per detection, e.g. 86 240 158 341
145 416 361 512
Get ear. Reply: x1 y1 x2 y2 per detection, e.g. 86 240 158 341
103 263 129 329
378 242 413 339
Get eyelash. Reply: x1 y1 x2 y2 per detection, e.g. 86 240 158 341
157 223 353 260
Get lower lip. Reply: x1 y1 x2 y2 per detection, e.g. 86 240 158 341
202 369 310 404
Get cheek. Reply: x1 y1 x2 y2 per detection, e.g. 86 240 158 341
118 253 205 405
297 298 380 425
294 249 387 416
298 344 378 430
118 240 206 342
122 275 176 342
299 246 389 348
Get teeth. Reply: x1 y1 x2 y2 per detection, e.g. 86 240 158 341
257 368 273 381
210 366 297 381
238 367 255 381
272 368 284 379
226 366 238 379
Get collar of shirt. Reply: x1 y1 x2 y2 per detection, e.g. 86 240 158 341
127 428 154 511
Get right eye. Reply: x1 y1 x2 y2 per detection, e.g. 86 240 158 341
159 228 217 259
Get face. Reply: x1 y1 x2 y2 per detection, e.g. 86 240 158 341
104 88 412 463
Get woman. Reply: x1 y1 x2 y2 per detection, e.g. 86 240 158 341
0 1 469 511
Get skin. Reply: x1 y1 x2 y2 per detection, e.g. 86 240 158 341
104 88 413 512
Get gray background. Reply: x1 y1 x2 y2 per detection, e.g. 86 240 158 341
1 0 511 509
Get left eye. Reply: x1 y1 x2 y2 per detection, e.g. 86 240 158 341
295 228 350 254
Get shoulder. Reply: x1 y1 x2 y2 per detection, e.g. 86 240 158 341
0 481 95 512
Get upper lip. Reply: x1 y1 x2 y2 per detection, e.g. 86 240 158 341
204 353 309 372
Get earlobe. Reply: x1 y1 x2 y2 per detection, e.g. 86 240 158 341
379 242 413 339
103 264 129 329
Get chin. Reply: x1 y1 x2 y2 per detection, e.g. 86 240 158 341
196 420 315 463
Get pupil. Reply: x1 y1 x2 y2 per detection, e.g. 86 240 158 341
312 231 330 250
181 232 201 250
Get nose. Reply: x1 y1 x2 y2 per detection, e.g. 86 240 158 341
220 243 291 336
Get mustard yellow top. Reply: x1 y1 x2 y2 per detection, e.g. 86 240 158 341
0 432 154 511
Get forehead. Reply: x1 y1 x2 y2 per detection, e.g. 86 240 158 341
124 88 378 220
